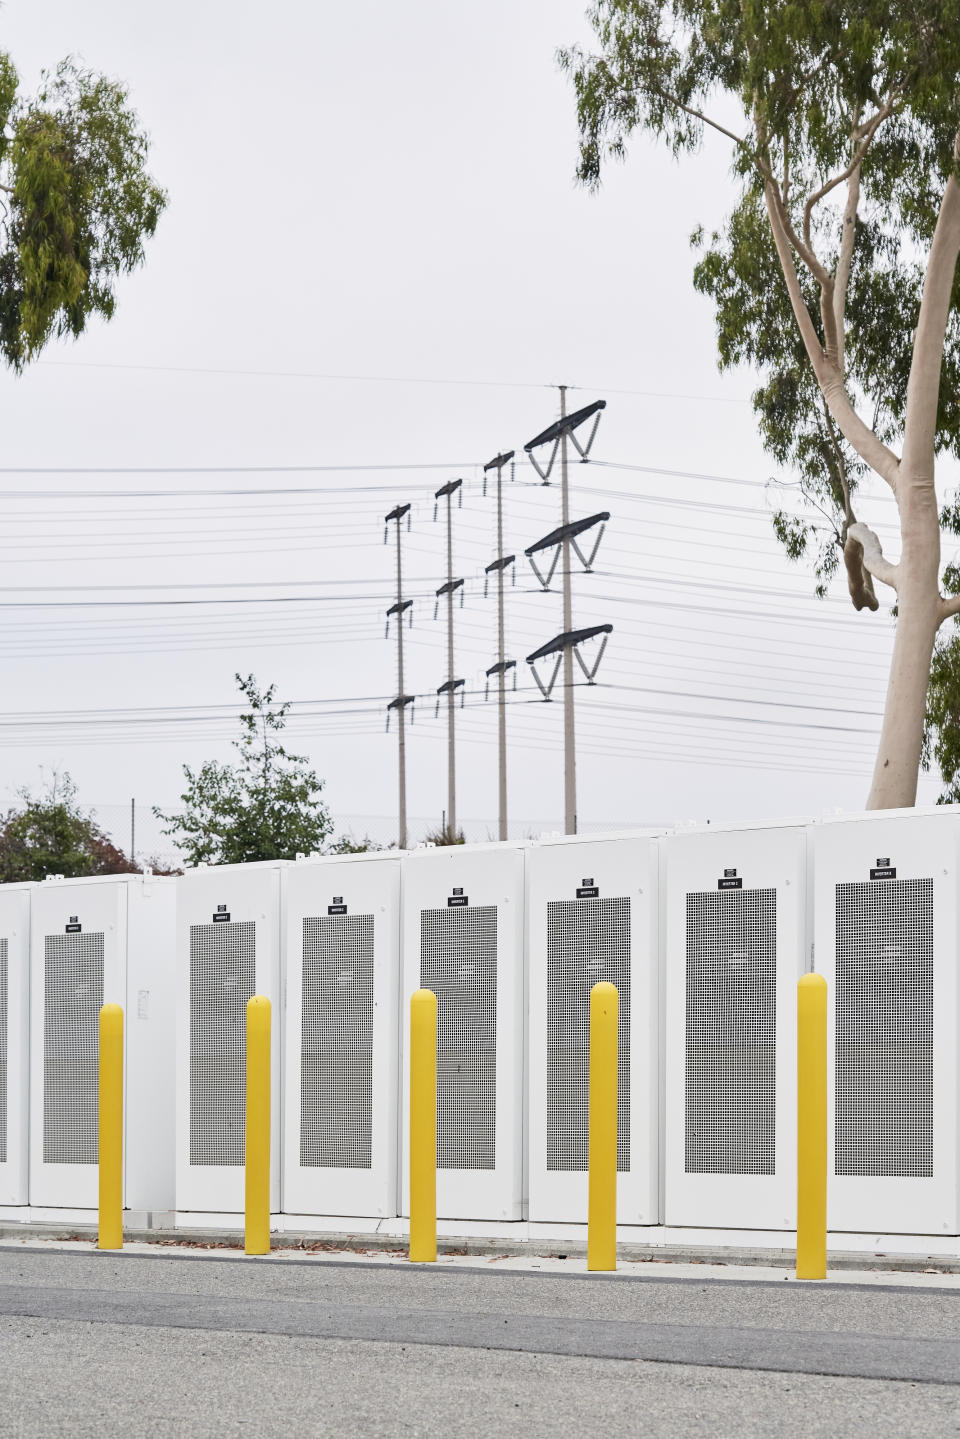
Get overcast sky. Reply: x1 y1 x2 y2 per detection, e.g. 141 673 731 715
0 1 940 860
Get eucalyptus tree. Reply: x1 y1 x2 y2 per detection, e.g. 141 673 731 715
561 2 960 808
0 53 165 369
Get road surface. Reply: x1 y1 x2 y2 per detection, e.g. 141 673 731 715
0 1245 956 1436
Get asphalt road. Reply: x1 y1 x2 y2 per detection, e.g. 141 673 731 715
0 1247 957 1437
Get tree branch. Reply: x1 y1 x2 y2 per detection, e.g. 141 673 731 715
763 179 826 357
763 181 901 491
639 83 752 153
847 522 899 589
802 95 895 247
765 169 832 289
833 164 860 372
823 401 854 521
938 594 960 621
902 168 960 479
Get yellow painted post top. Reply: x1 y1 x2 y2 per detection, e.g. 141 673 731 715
588 982 618 1273
246 994 272 1026
245 995 271 1257
410 989 437 1264
797 973 827 1282
98 1004 124 1252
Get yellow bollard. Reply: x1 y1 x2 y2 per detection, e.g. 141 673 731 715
797 973 828 1280
98 1004 124 1250
409 988 437 1263
588 981 618 1272
244 995 271 1256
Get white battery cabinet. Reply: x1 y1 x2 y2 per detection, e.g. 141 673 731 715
526 833 659 1224
400 843 524 1222
663 823 808 1231
813 809 960 1237
175 861 285 1215
0 884 32 1208
282 852 400 1218
28 874 176 1212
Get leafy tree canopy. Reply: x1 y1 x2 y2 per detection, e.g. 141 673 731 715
0 53 165 370
0 771 138 882
155 675 334 867
560 1 960 801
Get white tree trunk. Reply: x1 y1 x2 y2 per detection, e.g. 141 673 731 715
866 575 940 811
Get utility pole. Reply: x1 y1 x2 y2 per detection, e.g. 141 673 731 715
558 387 575 835
385 503 414 848
524 393 610 835
483 451 516 842
434 479 464 840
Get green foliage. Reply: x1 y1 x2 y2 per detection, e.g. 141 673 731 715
0 771 137 882
326 834 386 854
924 560 960 800
155 675 334 867
560 2 960 774
560 3 960 522
0 54 165 370
423 824 466 847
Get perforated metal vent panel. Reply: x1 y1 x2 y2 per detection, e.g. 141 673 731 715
0 938 8 1165
43 931 104 1166
190 921 255 1167
685 888 776 1176
420 905 497 1171
300 913 374 1170
835 878 933 1178
546 897 631 1173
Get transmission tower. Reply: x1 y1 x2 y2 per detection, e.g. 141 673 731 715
433 478 464 840
523 390 611 835
483 451 516 841
384 502 414 848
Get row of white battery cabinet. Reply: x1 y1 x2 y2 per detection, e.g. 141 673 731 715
1 806 957 1237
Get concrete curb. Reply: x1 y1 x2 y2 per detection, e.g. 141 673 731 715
0 1222 957 1273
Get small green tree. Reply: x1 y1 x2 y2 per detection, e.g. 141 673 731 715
0 771 137 881
155 675 334 866
0 54 165 370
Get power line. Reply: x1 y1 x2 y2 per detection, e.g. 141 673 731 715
0 468 479 481
36 358 751 405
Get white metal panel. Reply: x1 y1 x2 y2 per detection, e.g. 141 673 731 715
400 844 524 1221
29 879 127 1209
124 877 177 1213
282 852 400 1217
813 811 959 1236
663 825 806 1230
0 886 31 1207
526 834 659 1224
175 863 284 1213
